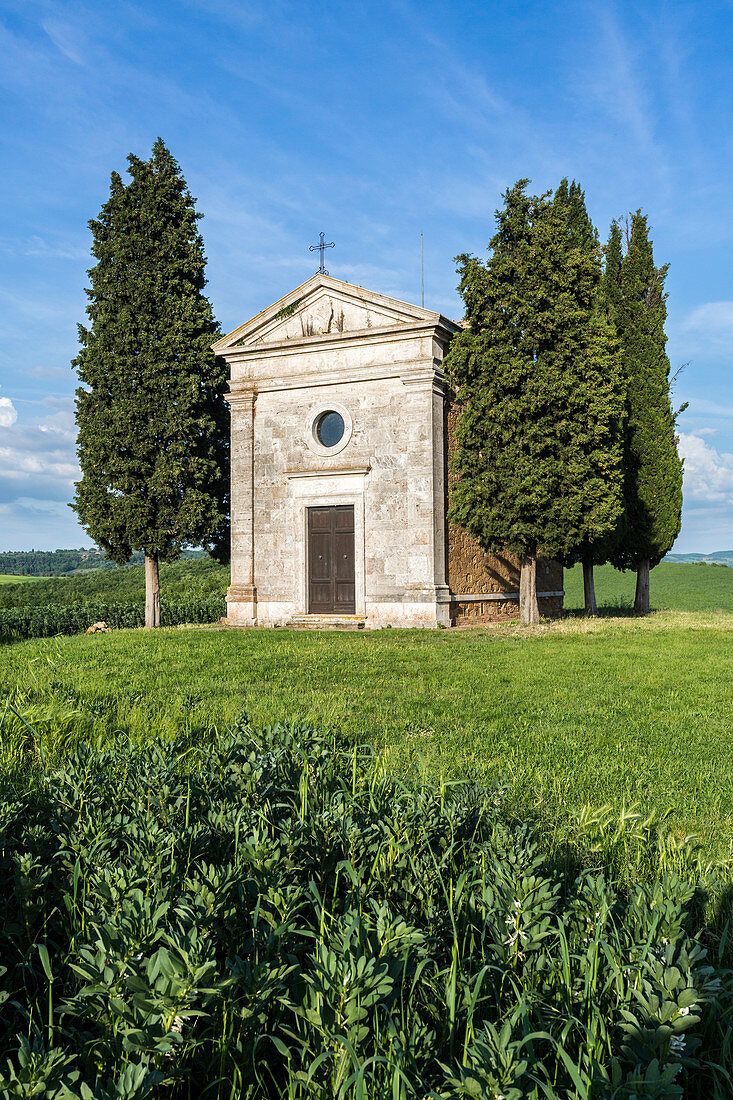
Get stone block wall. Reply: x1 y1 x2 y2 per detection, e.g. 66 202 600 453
445 401 563 623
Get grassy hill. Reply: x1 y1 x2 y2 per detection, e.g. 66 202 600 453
0 556 229 609
665 550 733 566
563 560 733 612
0 546 208 576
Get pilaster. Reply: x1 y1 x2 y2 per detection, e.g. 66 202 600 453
226 384 257 625
400 364 450 626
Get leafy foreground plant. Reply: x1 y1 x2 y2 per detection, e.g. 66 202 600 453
0 718 731 1099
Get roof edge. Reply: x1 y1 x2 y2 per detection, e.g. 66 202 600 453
212 273 461 353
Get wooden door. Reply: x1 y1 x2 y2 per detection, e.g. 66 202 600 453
308 506 355 613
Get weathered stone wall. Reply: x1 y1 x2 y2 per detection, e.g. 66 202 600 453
221 276 458 628
247 373 446 626
445 402 563 623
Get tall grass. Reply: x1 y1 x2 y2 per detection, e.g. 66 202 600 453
1 706 733 1098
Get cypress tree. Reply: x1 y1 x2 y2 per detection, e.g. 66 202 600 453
553 180 625 615
71 139 228 627
447 180 624 624
605 213 683 613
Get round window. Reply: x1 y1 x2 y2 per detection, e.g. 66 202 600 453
315 410 345 448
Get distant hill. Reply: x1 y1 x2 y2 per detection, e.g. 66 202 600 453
0 556 228 609
664 551 733 567
0 547 208 577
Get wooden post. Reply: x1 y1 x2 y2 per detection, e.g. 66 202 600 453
634 558 650 614
582 558 598 616
519 554 540 625
145 551 161 628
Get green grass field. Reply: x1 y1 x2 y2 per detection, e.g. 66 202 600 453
564 560 733 611
0 573 43 585
4 609 732 863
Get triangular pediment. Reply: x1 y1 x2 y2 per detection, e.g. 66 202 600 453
213 274 455 352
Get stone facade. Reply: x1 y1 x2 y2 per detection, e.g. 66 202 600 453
214 275 563 628
444 403 564 623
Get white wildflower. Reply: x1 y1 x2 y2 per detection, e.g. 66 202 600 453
504 928 528 947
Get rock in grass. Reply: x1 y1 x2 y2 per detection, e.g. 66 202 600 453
85 621 111 634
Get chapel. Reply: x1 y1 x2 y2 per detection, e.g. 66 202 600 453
213 274 563 628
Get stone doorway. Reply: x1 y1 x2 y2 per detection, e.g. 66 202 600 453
307 506 356 613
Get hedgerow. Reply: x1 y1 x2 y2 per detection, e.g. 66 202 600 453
0 596 225 642
0 716 731 1098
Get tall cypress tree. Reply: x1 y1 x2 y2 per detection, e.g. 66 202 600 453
72 139 229 627
447 180 625 624
553 180 625 615
605 212 683 612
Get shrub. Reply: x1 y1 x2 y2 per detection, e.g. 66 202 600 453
0 716 731 1097
0 596 225 642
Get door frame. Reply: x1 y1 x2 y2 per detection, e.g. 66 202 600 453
288 474 367 618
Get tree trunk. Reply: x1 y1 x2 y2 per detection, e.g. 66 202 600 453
634 558 650 615
582 558 598 617
145 551 161 628
519 554 540 625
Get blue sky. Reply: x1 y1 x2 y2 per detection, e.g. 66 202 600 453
1 0 732 553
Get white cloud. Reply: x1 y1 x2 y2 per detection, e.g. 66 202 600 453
37 407 76 439
682 301 733 337
0 444 78 481
0 396 17 427
40 18 86 66
0 405 83 550
671 302 733 362
678 432 733 506
0 407 79 489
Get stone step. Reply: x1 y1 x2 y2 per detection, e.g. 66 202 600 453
287 614 367 630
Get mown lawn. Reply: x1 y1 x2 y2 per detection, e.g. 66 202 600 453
3 610 733 862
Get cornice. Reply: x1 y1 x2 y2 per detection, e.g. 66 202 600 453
224 384 256 408
285 465 371 479
226 359 447 396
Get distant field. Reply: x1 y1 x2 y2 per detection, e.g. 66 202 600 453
564 560 733 612
0 557 228 608
0 574 43 585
